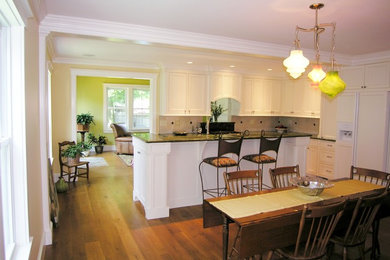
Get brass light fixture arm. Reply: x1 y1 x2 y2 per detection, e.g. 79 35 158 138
293 3 336 68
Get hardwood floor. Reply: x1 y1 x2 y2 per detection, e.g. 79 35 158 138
44 152 390 259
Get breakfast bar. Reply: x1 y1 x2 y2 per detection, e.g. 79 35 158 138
132 131 312 219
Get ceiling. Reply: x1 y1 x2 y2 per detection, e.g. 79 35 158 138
41 0 390 73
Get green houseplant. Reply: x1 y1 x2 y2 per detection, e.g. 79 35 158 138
88 133 107 154
210 101 227 122
61 142 84 164
76 113 95 131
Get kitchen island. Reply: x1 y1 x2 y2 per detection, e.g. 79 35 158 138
132 131 312 219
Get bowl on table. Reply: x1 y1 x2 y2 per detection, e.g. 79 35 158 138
289 176 334 196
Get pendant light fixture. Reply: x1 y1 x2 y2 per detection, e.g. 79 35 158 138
283 3 345 97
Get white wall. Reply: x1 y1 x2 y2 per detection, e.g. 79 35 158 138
25 17 45 259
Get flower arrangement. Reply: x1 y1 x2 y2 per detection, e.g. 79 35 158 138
210 101 227 122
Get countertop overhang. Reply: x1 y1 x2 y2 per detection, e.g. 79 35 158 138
132 131 313 143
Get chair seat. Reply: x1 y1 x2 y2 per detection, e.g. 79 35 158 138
276 245 326 260
203 156 238 167
242 154 276 164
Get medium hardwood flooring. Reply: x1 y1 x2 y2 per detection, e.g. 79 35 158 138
44 152 390 260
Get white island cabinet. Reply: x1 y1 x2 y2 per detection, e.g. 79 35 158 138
133 133 310 219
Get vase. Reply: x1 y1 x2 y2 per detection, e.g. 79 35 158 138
95 145 104 154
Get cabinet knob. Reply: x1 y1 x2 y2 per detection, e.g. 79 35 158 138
137 151 141 154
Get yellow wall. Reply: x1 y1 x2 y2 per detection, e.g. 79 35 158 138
51 63 159 172
24 17 44 259
76 76 150 144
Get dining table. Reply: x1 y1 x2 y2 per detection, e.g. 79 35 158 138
203 179 388 260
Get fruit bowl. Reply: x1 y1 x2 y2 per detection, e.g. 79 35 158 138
289 176 333 196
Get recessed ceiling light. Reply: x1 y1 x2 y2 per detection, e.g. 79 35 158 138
187 61 193 64
267 68 273 71
229 65 236 68
134 40 151 45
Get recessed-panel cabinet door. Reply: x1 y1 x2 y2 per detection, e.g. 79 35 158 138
251 78 264 113
355 92 389 171
241 79 254 114
167 72 187 114
187 74 207 115
281 80 295 115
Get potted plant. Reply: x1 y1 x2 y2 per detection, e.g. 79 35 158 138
80 141 93 157
61 143 84 164
88 133 107 154
76 113 95 131
210 101 227 122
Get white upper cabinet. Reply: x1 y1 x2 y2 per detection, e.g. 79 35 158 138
210 72 241 102
161 71 208 116
281 78 321 118
340 63 390 90
240 77 281 116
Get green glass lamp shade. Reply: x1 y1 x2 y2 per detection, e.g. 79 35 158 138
319 71 346 98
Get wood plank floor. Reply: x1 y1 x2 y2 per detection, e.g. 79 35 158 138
44 152 390 259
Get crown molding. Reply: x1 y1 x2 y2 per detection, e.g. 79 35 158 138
40 14 389 67
350 50 390 66
53 57 161 70
39 15 296 59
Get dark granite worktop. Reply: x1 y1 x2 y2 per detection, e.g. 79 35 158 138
132 131 312 143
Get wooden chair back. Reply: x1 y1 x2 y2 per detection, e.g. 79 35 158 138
270 165 300 189
277 200 346 259
59 141 76 166
350 166 390 189
224 170 261 195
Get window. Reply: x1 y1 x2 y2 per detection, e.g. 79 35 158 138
103 84 150 132
0 2 31 259
132 88 150 130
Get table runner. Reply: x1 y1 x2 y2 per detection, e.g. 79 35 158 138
209 179 383 219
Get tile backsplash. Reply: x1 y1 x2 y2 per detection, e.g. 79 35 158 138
159 116 319 135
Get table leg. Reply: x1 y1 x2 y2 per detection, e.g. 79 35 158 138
222 216 229 260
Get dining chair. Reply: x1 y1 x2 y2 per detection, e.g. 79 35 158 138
267 200 346 260
223 170 261 195
350 166 390 259
239 130 282 190
59 141 90 183
223 169 261 259
269 165 300 189
199 131 248 199
329 191 387 260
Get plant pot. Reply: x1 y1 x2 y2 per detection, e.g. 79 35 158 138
67 155 80 165
94 145 104 154
82 150 90 157
77 123 89 131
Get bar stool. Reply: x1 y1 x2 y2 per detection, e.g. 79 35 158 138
239 130 282 190
199 131 247 200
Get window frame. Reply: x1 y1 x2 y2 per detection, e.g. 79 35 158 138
0 1 31 259
103 84 150 133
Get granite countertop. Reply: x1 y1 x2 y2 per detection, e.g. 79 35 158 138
132 131 313 143
310 136 336 142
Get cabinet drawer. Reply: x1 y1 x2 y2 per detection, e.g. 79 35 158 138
318 151 335 165
318 141 335 151
317 163 335 179
308 139 319 147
